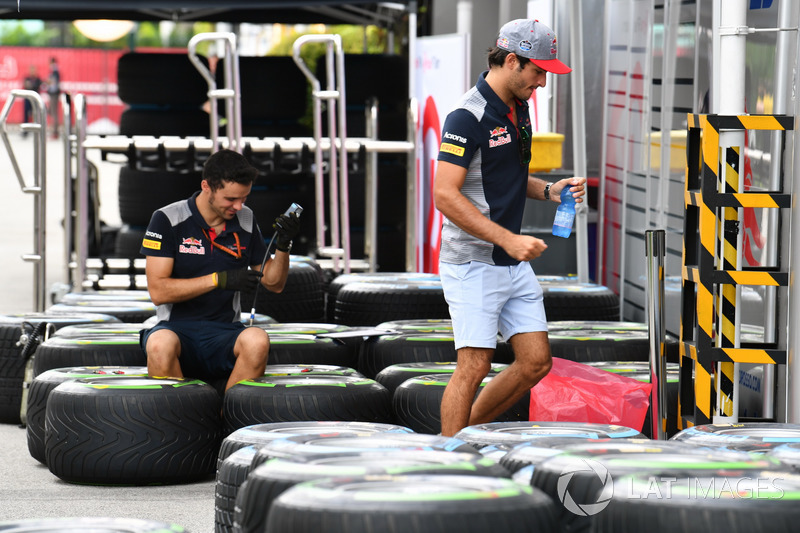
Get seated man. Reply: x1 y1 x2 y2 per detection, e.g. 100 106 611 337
139 149 299 391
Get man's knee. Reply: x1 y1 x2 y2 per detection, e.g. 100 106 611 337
514 353 552 386
235 328 270 367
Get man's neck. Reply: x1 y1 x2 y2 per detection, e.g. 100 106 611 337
484 68 515 109
195 191 224 228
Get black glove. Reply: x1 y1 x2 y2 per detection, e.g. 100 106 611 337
215 268 262 292
273 212 300 252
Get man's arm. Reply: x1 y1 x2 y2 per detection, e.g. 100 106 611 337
526 176 587 202
145 255 216 306
433 160 547 262
253 250 290 293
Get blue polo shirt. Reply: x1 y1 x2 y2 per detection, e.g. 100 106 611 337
437 71 531 266
140 191 268 323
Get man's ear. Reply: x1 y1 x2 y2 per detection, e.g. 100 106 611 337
200 179 210 193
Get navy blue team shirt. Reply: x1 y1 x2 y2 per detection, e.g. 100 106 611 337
437 71 532 267
140 191 268 323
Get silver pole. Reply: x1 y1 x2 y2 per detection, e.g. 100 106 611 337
365 97 379 272
74 94 88 291
61 92 73 287
645 229 667 439
0 89 47 311
568 0 589 283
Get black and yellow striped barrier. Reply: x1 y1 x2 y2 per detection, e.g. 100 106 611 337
679 113 791 428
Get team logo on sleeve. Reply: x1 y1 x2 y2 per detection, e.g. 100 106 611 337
489 126 511 148
440 131 467 157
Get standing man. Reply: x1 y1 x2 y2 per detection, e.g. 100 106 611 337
433 19 587 436
46 57 61 139
21 65 42 136
139 149 300 391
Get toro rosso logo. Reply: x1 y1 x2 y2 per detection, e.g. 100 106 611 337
179 237 205 255
489 126 511 148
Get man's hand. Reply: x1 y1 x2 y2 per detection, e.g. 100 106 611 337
215 268 262 292
551 177 587 203
502 234 548 262
273 212 300 252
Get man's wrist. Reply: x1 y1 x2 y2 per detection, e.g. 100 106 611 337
212 272 219 288
543 182 553 201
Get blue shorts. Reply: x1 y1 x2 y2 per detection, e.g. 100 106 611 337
439 261 547 350
139 320 244 381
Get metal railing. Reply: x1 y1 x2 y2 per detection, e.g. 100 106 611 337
0 89 47 311
292 33 355 272
188 32 242 154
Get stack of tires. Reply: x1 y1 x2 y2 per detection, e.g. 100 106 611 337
114 52 211 258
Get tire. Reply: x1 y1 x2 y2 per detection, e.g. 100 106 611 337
59 290 152 303
454 421 646 450
0 518 187 531
358 333 514 380
114 224 146 259
393 374 530 434
264 474 560 533
531 441 784 532
215 445 258 533
26 366 148 464
241 259 325 322
117 52 209 106
594 469 800 533
45 376 221 485
375 361 509 393
334 281 449 326
768 442 800 469
547 321 681 363
376 318 453 333
222 374 392 434
217 56 308 121
253 432 481 468
119 107 210 137
326 272 440 322
32 334 146 377
217 420 413 471
264 334 359 369
357 333 455 379
53 322 147 338
46 301 157 323
118 167 201 227
670 422 800 452
495 436 626 476
236 450 510 533
263 363 362 378
539 280 620 321
0 312 120 424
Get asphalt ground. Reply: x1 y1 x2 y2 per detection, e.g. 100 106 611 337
1 133 214 531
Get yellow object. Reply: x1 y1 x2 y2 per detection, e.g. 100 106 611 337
648 130 687 172
528 132 564 172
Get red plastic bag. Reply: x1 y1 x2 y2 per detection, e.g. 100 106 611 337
529 357 653 431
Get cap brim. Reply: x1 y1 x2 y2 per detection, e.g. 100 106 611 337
531 58 572 74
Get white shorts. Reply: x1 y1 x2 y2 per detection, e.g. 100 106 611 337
439 261 547 350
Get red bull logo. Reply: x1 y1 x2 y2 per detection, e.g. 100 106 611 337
179 236 205 255
489 126 508 137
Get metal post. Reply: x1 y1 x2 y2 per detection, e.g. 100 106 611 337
645 229 667 440
406 2 418 273
188 32 241 153
74 94 88 291
365 98 379 272
0 89 47 311
60 92 73 287
568 0 589 283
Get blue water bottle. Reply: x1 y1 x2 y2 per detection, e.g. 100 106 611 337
552 186 575 238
